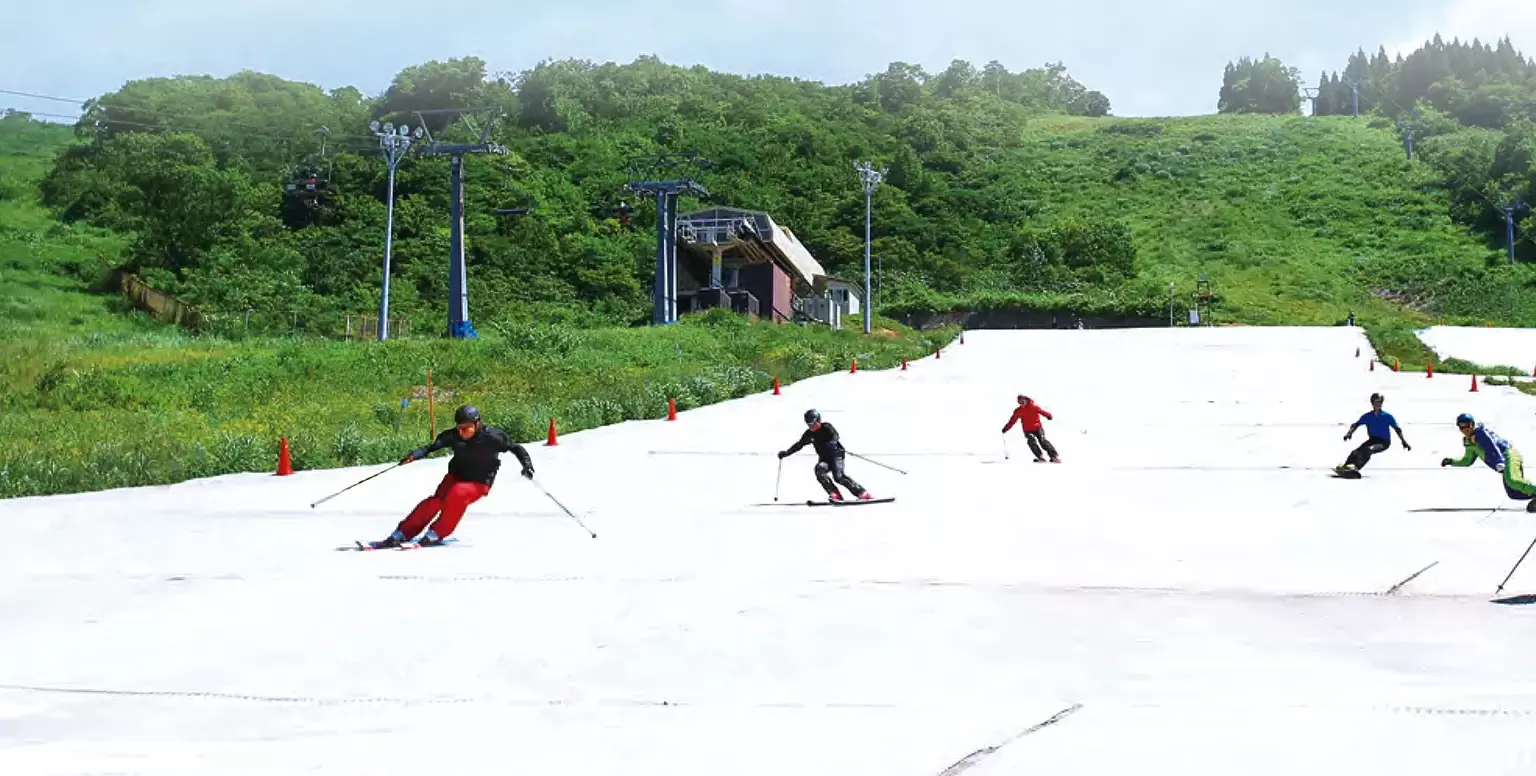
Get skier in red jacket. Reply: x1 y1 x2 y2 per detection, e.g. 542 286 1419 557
1001 395 1060 463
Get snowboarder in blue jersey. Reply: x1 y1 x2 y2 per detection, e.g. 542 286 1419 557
1339 393 1411 473
1441 413 1536 512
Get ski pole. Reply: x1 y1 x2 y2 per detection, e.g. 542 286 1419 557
774 458 784 502
848 451 908 475
529 478 597 539
1495 531 1536 594
311 463 401 508
1002 433 1010 460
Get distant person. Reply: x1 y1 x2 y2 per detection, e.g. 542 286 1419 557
1338 393 1410 475
1441 413 1536 512
1347 311 1355 327
366 405 534 548
1002 395 1060 463
779 409 873 502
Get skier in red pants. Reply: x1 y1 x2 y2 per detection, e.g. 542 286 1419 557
1001 395 1060 463
367 404 533 548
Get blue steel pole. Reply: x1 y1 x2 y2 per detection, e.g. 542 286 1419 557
1508 208 1517 264
863 184 872 334
653 191 667 325
448 154 469 336
667 192 678 323
379 156 396 341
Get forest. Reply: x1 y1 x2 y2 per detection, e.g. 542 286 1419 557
12 38 1536 335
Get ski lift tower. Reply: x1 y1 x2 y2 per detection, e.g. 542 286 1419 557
411 108 507 339
1195 273 1214 326
624 153 710 325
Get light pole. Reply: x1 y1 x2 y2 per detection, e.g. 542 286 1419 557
371 120 423 341
853 161 886 334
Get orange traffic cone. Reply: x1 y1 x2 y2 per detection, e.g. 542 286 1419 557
1470 374 1479 392
1427 362 1434 378
276 437 293 476
772 376 781 395
935 348 941 360
1369 360 1375 372
850 359 858 373
901 357 908 371
960 332 965 345
1393 358 1400 372
545 417 558 446
667 397 677 421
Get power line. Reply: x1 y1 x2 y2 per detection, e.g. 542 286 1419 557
0 86 383 148
2 107 339 148
1340 75 1536 254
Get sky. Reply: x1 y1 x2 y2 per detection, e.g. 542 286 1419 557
3 0 1535 121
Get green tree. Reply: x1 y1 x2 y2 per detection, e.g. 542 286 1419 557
1218 54 1303 114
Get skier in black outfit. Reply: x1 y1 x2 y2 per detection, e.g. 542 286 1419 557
778 409 872 502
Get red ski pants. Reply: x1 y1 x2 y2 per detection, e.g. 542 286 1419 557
395 474 490 540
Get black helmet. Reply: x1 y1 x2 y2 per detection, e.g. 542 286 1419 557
804 409 821 426
454 404 481 425
1370 393 1384 404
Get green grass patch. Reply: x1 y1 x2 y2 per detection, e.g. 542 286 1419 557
0 307 954 498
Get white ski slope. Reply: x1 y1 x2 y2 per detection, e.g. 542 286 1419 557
1420 325 1536 373
5 326 1536 775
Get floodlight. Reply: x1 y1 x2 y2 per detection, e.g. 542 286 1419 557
383 122 394 134
369 121 380 132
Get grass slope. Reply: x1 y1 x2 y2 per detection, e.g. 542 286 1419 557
989 114 1516 328
0 121 952 499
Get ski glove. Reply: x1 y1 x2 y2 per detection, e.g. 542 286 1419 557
521 465 534 480
1440 457 1453 467
777 450 789 459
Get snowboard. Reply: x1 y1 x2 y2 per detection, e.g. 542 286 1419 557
1331 467 1362 479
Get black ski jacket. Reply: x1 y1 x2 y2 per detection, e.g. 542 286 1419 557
785 423 847 461
407 426 532 486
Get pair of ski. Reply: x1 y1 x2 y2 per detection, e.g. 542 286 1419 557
755 497 897 508
338 538 461 552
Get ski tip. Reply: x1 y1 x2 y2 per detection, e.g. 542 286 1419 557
1491 593 1536 606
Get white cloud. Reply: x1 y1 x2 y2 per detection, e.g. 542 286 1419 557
1388 0 1536 56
